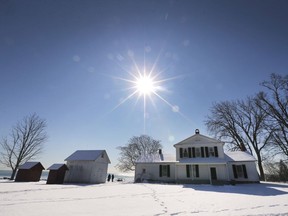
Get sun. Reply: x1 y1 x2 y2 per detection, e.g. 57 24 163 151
135 73 156 96
110 50 188 133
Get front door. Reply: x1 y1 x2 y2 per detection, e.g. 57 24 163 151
210 167 217 180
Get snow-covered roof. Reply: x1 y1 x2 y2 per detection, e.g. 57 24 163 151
137 153 176 163
18 162 44 170
47 163 68 170
65 150 110 162
225 151 257 162
179 157 227 164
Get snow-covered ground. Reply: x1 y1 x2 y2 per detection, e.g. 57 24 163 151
1 180 288 216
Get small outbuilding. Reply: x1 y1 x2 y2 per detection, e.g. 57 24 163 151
46 164 68 184
15 162 45 182
64 150 111 184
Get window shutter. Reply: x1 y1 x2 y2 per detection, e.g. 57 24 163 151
195 165 199 177
242 165 248 178
186 165 190 177
201 147 205 158
159 165 162 177
188 148 192 158
192 147 195 158
205 147 209 157
180 148 183 158
167 165 170 177
214 146 218 157
232 165 238 178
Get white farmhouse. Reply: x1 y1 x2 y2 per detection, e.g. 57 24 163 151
135 130 259 184
64 150 110 184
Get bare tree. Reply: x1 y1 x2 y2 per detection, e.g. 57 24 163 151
256 73 288 157
205 97 272 180
0 113 47 180
116 135 162 172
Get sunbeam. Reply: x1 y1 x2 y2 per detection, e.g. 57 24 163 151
110 51 188 133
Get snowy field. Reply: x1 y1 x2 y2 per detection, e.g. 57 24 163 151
1 180 288 216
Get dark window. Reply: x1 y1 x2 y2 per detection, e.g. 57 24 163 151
201 147 205 157
214 146 218 157
232 164 248 179
180 148 183 158
188 148 192 158
209 147 215 157
183 149 188 157
205 147 209 157
242 165 248 178
186 165 190 177
159 165 170 177
210 167 217 180
192 147 196 158
232 165 238 178
167 165 170 177
193 165 199 177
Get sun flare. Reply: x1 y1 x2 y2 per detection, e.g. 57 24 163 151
135 74 156 96
110 51 187 133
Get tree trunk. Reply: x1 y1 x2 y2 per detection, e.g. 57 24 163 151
10 168 17 180
256 153 265 181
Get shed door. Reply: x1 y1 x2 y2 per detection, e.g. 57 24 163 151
210 167 217 180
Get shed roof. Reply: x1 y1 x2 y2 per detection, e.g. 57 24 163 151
18 162 44 170
225 151 257 162
65 150 111 163
47 163 68 170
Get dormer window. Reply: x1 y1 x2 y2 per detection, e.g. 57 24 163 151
195 148 201 157
180 146 218 158
183 149 188 157
209 146 219 157
209 147 215 157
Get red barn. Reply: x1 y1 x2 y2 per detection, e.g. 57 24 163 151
15 162 45 182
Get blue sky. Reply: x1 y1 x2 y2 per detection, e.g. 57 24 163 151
0 0 287 172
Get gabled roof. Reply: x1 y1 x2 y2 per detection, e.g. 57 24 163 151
65 150 111 163
174 131 224 147
47 163 68 170
225 151 257 162
18 162 45 170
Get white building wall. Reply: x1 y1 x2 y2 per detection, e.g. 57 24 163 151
90 161 108 183
228 162 259 182
64 160 108 184
135 163 175 182
176 164 227 182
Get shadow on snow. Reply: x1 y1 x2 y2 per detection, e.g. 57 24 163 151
182 182 288 196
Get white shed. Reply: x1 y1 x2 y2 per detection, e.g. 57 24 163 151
64 150 111 184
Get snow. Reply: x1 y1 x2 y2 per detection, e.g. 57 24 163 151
137 153 176 163
18 162 44 169
1 180 288 216
65 150 105 161
225 151 257 162
47 163 67 170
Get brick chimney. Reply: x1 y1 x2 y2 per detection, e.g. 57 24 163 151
240 143 247 151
